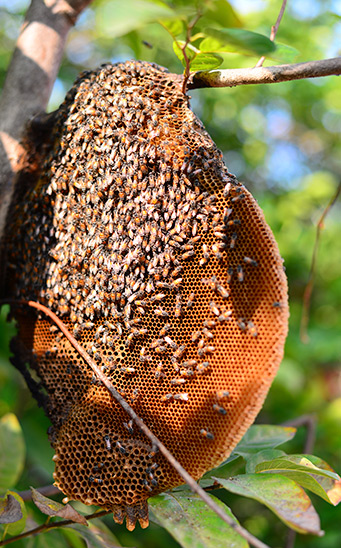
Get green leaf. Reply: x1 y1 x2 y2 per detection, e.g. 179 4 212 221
97 0 173 38
173 40 198 65
160 18 184 38
172 41 222 71
149 491 249 548
233 425 296 457
0 413 25 492
0 491 27 536
190 52 223 71
214 474 323 535
200 455 245 487
201 28 277 56
31 487 88 525
245 449 286 473
255 455 341 505
272 43 300 63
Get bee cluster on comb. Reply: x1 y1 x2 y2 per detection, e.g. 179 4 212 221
4 60 288 530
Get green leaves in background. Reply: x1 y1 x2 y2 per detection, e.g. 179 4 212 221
0 413 25 492
233 424 297 456
149 491 248 548
97 0 173 38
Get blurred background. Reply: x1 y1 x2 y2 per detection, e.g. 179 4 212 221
0 0 340 546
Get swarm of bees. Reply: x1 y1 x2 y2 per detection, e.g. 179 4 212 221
3 60 288 530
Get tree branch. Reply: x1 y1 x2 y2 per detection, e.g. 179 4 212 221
2 299 270 548
188 57 341 89
0 0 93 241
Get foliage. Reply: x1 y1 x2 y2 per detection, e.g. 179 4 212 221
0 0 340 546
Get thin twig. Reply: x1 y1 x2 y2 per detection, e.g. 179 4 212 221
181 11 202 95
188 57 341 89
256 0 288 67
300 182 341 343
0 509 111 547
281 414 316 454
2 299 271 548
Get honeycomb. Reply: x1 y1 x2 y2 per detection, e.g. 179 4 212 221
4 60 288 530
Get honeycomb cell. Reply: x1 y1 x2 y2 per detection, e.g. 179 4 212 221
4 60 288 530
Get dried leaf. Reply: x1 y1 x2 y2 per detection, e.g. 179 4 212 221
0 494 22 524
30 487 88 525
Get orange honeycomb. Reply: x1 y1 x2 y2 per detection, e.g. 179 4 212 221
4 60 288 530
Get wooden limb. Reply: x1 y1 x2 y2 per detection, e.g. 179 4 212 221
2 299 270 548
188 57 341 89
0 0 93 240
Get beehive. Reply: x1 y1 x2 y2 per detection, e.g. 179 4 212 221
4 60 288 530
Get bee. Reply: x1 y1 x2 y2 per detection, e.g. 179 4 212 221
218 310 232 322
154 308 169 318
226 267 233 284
199 244 210 266
174 393 189 401
186 293 196 308
174 297 182 318
225 219 240 227
213 403 227 415
164 336 177 349
216 389 230 400
202 327 214 339
200 429 214 440
116 441 126 455
209 301 220 316
244 256 258 267
154 362 165 379
238 318 247 331
273 301 282 308
161 393 173 403
204 319 216 328
237 265 244 282
232 193 245 202
142 479 153 492
89 476 103 484
196 361 210 374
170 378 186 385
217 284 229 299
230 232 238 249
247 321 258 338
121 366 136 374
104 435 111 451
140 346 151 362
173 344 186 359
159 323 171 337
123 420 134 435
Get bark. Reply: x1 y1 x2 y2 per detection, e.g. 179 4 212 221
0 0 93 240
189 57 341 89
